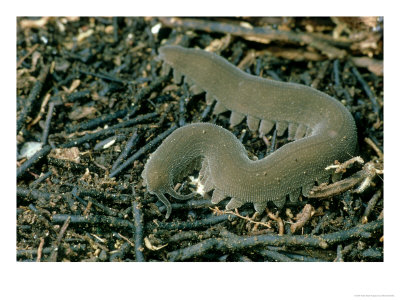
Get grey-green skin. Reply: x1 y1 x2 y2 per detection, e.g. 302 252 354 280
142 46 357 219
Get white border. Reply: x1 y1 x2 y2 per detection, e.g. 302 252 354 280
2 1 398 299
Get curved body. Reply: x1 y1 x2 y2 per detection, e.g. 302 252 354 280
142 46 357 218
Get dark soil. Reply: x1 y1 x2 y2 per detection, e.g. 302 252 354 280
17 17 383 262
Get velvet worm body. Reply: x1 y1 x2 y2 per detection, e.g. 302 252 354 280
142 46 357 219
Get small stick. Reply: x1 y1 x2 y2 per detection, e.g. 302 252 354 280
79 69 126 84
134 75 169 103
281 252 327 262
111 130 139 172
159 17 346 59
17 145 52 178
200 104 213 121
168 230 327 262
334 244 344 262
93 134 127 151
157 199 214 213
27 92 51 129
325 156 364 173
18 187 52 201
290 204 315 233
109 124 177 178
66 108 130 133
309 161 382 198
364 137 383 160
52 214 135 229
351 66 380 114
41 101 56 145
168 238 219 261
61 112 157 148
36 237 45 262
133 200 145 262
361 190 382 224
311 60 330 89
109 242 132 262
17 64 50 133
72 187 122 218
17 44 39 68
17 247 53 259
210 207 271 228
311 212 335 235
29 170 52 188
64 90 91 102
147 213 239 231
266 209 284 235
167 218 383 261
333 59 353 105
179 96 186 127
48 216 71 262
259 249 294 262
320 218 383 245
168 227 220 244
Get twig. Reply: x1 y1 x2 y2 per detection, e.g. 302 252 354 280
334 244 344 262
133 199 145 262
350 56 383 77
167 217 383 261
79 69 127 84
48 216 71 262
109 124 177 178
17 187 52 201
60 112 157 148
290 204 315 233
168 227 220 244
325 156 364 173
111 130 139 172
361 190 382 224
93 134 127 151
17 64 50 133
77 187 132 204
266 209 284 235
27 92 51 129
17 145 52 178
319 218 383 245
134 75 169 103
159 17 347 59
281 252 327 262
210 207 271 228
308 161 382 198
311 212 335 235
29 170 52 188
311 60 330 89
179 96 186 127
17 44 39 68
364 137 383 160
168 238 220 261
52 214 135 229
259 249 294 262
72 187 122 218
156 199 215 215
168 229 327 261
351 66 380 114
147 213 238 231
17 247 52 260
36 237 45 262
333 59 353 105
200 104 213 121
109 242 132 262
66 108 131 133
41 101 56 144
